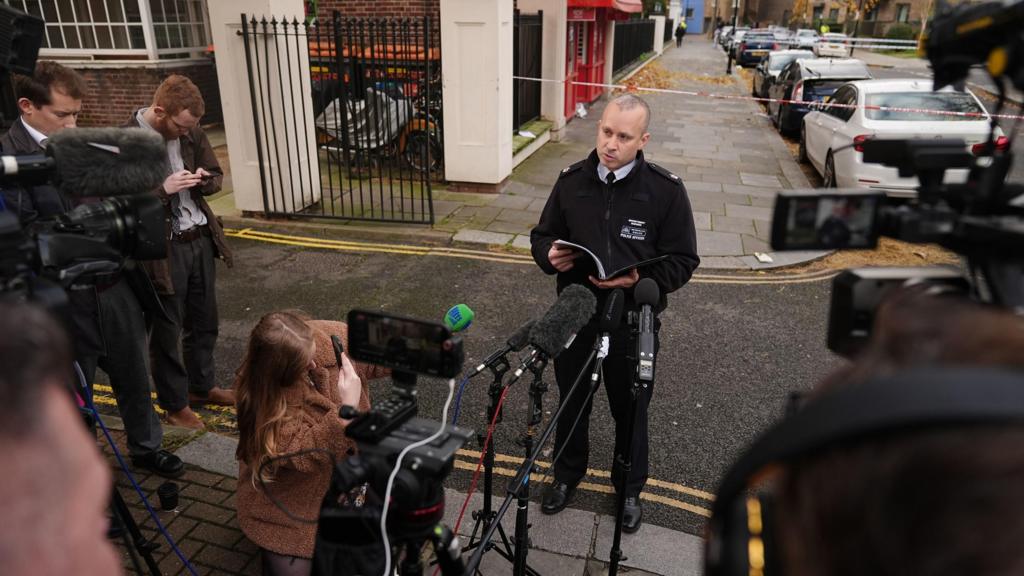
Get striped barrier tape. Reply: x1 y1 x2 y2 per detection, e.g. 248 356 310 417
512 75 1024 121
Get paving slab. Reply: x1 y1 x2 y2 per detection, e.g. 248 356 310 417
593 513 704 576
512 234 533 251
697 230 744 256
692 211 712 231
175 432 240 479
453 229 514 246
725 204 774 221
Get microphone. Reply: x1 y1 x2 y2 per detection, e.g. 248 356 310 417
47 128 169 198
526 283 597 360
0 154 55 186
443 303 475 332
467 320 534 378
634 278 660 382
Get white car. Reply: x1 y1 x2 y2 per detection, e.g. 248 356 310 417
815 33 851 58
801 79 1006 198
794 29 819 50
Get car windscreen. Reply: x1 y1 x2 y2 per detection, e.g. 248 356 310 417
865 91 986 121
744 35 774 43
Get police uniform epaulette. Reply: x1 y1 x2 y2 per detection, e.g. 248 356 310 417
559 160 585 178
648 162 682 185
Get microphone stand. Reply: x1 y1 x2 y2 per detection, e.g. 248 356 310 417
608 316 648 576
510 356 549 576
464 338 600 576
463 356 518 568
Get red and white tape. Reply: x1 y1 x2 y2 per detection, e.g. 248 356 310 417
513 75 1024 121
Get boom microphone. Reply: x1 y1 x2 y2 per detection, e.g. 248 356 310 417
47 128 169 198
467 320 535 378
527 284 597 359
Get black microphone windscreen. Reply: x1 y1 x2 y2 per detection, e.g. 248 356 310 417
506 320 535 351
48 128 169 198
634 278 660 307
600 289 625 332
529 284 597 357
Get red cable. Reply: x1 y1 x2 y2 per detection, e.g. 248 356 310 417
433 385 511 576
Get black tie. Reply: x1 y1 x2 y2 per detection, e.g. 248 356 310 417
606 171 616 186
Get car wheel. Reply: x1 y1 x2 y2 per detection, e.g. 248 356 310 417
798 125 808 164
823 152 837 187
776 106 787 135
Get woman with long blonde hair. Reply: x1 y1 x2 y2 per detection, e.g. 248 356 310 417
234 310 385 576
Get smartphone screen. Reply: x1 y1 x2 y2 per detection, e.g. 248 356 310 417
346 310 463 378
771 191 885 251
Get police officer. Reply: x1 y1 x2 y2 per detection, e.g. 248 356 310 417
530 94 699 532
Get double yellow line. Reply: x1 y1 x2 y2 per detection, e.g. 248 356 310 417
90 385 715 518
224 227 836 286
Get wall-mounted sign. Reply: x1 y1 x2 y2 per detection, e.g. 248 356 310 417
568 7 597 20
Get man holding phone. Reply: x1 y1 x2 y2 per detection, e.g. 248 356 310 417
129 74 235 429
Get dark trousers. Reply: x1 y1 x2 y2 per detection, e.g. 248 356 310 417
78 280 163 456
150 233 219 413
676 35 684 47
551 320 658 497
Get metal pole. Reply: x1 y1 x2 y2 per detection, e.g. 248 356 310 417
725 0 739 74
850 0 864 55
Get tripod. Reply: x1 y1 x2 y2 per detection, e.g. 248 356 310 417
74 362 162 575
462 357 542 576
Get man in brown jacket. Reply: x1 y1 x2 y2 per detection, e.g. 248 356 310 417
130 75 234 429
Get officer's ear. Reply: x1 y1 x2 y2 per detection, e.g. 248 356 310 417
638 132 650 150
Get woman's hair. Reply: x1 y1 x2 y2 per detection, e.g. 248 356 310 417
235 310 315 482
777 289 1024 576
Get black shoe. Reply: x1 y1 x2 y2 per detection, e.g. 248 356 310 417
623 496 643 533
541 482 576 515
130 449 185 478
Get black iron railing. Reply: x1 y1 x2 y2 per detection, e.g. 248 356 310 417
513 10 543 129
241 13 440 224
613 19 655 75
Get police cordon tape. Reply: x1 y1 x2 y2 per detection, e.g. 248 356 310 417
513 75 1024 121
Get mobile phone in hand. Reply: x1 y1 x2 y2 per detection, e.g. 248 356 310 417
331 335 344 367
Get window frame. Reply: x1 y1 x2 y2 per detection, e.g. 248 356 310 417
4 0 211 63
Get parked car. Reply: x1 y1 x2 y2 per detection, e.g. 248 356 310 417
752 49 815 97
726 28 751 58
793 29 819 49
736 32 780 67
815 32 851 58
768 58 871 135
800 79 1005 197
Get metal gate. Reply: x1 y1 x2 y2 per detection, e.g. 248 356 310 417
241 13 441 224
513 10 543 130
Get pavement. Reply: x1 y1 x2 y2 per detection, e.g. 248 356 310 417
105 416 705 576
206 36 829 271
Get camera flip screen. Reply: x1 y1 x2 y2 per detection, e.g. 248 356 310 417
347 310 463 378
771 191 885 251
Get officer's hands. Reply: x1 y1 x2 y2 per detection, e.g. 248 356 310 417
589 268 639 290
162 170 203 195
548 243 581 272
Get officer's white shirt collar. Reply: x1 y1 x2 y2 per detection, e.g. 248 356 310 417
20 118 48 149
597 158 636 183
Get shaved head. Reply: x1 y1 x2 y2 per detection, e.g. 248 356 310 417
609 94 651 133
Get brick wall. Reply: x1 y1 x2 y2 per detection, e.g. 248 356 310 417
315 0 441 21
73 61 223 128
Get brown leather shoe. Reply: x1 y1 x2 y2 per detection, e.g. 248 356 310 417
189 387 236 407
165 407 204 430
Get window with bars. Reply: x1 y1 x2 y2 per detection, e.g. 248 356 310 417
3 0 209 59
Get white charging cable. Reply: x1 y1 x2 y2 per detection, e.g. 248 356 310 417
379 377 456 576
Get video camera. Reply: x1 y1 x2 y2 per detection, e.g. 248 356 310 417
0 5 169 318
770 0 1024 358
312 310 472 576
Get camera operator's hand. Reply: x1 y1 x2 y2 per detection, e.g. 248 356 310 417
337 354 362 421
162 169 203 195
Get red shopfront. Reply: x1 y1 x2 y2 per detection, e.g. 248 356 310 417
565 0 642 119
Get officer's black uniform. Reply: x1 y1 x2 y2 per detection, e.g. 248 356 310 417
530 149 699 500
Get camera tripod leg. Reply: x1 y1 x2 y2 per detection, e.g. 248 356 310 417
110 485 162 575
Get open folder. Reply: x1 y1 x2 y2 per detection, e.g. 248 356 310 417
554 239 667 281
